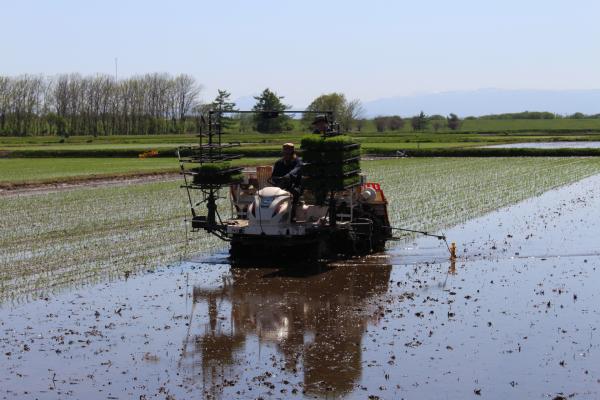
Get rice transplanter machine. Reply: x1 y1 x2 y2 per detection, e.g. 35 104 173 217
177 110 393 262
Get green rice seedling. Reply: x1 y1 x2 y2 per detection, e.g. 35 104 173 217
303 174 361 191
363 157 600 236
300 135 356 151
303 161 361 177
190 162 243 184
300 136 361 204
301 148 360 163
192 162 232 173
0 180 226 301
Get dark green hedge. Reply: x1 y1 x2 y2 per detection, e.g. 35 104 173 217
363 147 600 157
5 145 600 158
300 135 357 151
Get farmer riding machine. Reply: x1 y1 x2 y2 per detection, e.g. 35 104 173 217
177 110 392 262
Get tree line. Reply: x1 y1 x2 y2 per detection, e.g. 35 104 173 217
468 111 600 120
211 89 365 134
2 73 598 137
0 73 201 136
371 112 461 132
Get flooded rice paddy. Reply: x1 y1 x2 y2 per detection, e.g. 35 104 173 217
3 158 600 302
2 171 600 399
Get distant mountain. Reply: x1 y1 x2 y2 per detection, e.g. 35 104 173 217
363 89 600 117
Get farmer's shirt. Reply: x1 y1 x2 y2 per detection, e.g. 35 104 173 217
272 156 303 186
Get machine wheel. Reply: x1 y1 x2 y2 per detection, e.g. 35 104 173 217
352 211 389 254
229 241 253 263
306 238 328 262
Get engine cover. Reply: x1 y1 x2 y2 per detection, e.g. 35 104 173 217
247 186 292 228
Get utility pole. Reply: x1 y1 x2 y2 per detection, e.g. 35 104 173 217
114 57 118 81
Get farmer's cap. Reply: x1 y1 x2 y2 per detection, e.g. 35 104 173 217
282 142 295 150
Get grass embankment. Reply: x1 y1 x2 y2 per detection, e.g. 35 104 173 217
4 131 600 149
3 157 600 301
358 118 600 133
364 147 600 157
458 118 600 132
3 147 600 189
0 157 275 187
4 117 598 140
3 130 600 159
5 140 600 159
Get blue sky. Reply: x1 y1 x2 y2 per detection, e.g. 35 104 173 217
2 0 599 107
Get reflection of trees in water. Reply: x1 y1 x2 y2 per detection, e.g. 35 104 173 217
179 262 391 398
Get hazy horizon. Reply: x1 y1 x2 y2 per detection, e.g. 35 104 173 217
233 88 600 117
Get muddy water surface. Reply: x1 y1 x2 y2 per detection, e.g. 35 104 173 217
2 175 600 399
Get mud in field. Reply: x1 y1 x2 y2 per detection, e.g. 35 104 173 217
2 174 600 399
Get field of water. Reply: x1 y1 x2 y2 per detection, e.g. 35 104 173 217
2 159 600 398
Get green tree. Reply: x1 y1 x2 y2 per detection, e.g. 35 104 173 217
211 89 236 131
252 88 290 133
447 113 461 130
238 113 253 133
45 112 68 137
411 111 428 131
303 92 363 132
211 89 236 111
569 112 585 119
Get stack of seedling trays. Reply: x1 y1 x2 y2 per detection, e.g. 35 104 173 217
189 162 244 186
301 135 361 204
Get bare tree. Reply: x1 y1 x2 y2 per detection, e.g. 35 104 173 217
0 73 202 136
341 99 364 132
0 76 9 132
354 118 365 132
388 115 404 131
373 116 387 132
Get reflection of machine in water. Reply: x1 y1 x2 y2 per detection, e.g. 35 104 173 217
179 262 392 398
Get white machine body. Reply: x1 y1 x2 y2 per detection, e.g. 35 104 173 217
249 187 292 226
226 185 330 236
224 167 383 239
